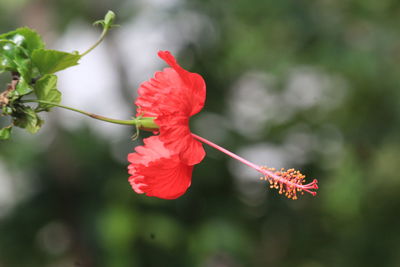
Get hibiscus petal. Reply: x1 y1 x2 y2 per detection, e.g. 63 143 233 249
136 51 206 118
157 114 205 165
127 136 193 199
158 51 206 116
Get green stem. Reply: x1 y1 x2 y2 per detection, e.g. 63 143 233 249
80 27 109 57
21 99 159 130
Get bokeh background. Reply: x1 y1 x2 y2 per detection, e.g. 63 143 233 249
1 0 400 266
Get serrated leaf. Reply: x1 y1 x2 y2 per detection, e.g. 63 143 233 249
0 41 21 71
0 40 33 95
13 56 33 97
34 74 61 109
0 125 12 140
0 27 44 53
13 106 43 134
32 49 81 74
14 56 31 79
15 78 32 96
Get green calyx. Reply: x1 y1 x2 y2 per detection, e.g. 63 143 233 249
134 117 158 131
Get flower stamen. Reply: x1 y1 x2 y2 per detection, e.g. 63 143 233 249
259 167 318 199
191 133 318 199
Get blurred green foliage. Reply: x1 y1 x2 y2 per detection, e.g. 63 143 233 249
1 0 400 266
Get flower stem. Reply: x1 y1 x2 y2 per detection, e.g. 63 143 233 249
21 99 159 129
80 27 109 57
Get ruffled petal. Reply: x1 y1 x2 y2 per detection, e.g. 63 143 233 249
157 114 205 165
135 51 206 118
157 51 206 116
127 136 193 199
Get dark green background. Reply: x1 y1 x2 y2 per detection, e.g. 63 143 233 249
1 0 400 266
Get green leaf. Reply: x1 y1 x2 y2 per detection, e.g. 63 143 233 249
0 125 12 140
0 27 44 53
32 49 81 74
13 56 33 96
34 74 61 109
15 78 32 96
0 28 44 93
0 27 40 74
0 41 22 71
0 40 34 97
13 106 43 134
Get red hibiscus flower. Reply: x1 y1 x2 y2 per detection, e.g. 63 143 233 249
128 51 205 199
128 51 318 200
